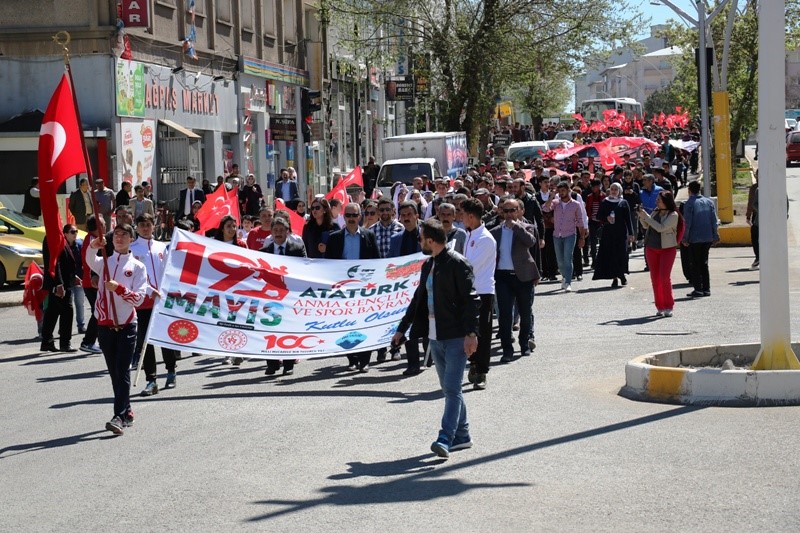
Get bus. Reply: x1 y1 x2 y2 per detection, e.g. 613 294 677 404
580 98 643 122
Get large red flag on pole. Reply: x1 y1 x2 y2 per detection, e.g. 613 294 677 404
274 198 306 235
325 166 363 205
195 186 241 235
38 73 87 276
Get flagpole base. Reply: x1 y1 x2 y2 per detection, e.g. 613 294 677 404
752 341 800 370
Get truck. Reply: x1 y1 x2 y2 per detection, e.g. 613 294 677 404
373 132 468 193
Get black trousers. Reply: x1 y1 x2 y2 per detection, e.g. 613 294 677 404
688 242 712 292
347 351 371 369
405 337 430 371
82 288 98 346
495 271 533 358
470 294 495 374
266 358 295 372
98 324 137 418
137 308 179 381
42 289 74 347
751 224 759 261
588 221 603 265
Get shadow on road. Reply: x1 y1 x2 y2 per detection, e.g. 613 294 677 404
598 316 662 327
0 430 110 459
246 405 704 522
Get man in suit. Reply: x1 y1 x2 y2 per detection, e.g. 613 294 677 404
261 217 307 376
326 202 379 372
388 201 427 376
275 168 299 202
490 197 540 363
69 178 94 231
178 176 206 219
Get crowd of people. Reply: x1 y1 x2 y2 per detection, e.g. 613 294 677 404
29 121 725 451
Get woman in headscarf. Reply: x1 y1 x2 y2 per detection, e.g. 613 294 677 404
592 183 634 288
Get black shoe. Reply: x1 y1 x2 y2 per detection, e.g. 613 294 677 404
620 275 627 286
686 290 704 298
500 354 514 364
265 366 276 375
60 345 78 353
402 367 421 376
77 327 86 334
376 352 386 363
282 368 294 376
611 278 619 288
702 291 711 297
40 342 58 352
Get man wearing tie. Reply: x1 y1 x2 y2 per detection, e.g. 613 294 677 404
178 176 206 219
261 217 307 376
325 202 380 372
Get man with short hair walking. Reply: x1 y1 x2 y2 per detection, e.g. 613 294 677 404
682 180 719 297
393 219 480 459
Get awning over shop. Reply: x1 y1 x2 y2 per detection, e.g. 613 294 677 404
159 119 201 139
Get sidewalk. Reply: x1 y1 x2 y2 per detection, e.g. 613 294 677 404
0 286 22 308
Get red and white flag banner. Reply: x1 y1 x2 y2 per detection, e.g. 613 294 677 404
146 230 424 358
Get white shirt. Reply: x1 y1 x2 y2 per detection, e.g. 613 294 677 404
463 224 497 295
130 237 169 308
184 187 196 216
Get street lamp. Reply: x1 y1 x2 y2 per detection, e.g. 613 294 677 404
651 0 729 198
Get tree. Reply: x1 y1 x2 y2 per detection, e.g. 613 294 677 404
324 0 646 150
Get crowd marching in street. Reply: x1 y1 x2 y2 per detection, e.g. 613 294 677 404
28 117 724 456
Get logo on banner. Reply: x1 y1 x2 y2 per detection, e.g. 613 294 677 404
385 259 425 280
336 331 367 350
264 334 324 350
168 319 199 344
218 329 248 351
347 265 376 282
378 324 399 342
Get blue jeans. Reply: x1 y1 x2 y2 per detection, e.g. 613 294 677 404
553 234 577 284
429 338 470 444
71 285 85 330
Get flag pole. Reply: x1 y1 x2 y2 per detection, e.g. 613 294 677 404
53 31 119 327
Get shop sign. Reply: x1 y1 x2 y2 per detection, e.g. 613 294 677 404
271 115 297 141
116 59 146 117
386 76 414 102
119 118 156 188
118 0 150 27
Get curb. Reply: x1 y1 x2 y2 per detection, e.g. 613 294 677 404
0 300 22 309
620 342 800 406
718 225 752 246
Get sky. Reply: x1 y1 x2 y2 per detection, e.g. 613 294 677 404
635 0 738 37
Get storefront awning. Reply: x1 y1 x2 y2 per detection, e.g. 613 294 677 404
159 119 201 139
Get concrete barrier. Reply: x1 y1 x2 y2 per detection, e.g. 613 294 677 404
620 342 800 406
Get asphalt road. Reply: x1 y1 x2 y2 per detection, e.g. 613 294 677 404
2 152 800 531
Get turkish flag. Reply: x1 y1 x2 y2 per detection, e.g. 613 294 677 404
22 262 47 321
325 166 363 205
275 198 306 236
195 186 241 235
38 73 88 276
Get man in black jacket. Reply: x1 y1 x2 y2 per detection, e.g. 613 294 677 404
393 219 480 459
326 202 379 371
41 224 83 352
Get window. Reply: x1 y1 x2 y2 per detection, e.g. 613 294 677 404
262 0 276 36
283 0 296 40
192 0 205 16
241 0 254 31
216 0 232 24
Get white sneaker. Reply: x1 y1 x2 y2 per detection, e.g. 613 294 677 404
564 284 572 292
750 260 759 270
663 309 673 317
561 280 567 290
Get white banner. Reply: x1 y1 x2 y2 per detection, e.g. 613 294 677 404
147 230 425 359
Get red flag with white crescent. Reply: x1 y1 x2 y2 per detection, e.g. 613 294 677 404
275 198 306 235
38 73 88 276
325 167 362 205
195 186 240 235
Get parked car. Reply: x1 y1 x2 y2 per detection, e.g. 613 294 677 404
0 233 43 286
505 141 549 163
0 201 85 243
787 131 800 166
786 118 797 133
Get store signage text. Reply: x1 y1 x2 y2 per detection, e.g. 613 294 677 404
145 82 221 116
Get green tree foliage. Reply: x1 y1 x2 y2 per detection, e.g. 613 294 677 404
323 0 645 148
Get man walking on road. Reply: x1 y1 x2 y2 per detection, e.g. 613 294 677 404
393 219 480 459
461 198 496 390
542 182 587 292
682 180 719 297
